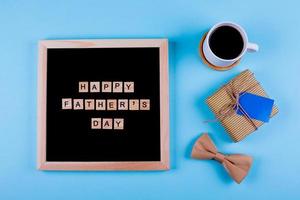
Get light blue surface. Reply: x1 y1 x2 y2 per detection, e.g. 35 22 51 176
0 0 299 199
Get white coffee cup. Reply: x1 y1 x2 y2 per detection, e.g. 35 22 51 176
203 21 259 67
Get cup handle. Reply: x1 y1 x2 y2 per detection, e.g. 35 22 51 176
247 42 259 52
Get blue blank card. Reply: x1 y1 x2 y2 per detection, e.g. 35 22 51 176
237 92 274 123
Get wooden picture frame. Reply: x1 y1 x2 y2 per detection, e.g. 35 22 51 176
37 39 169 170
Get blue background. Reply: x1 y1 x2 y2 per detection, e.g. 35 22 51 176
0 0 299 199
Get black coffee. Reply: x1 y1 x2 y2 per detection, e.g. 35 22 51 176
209 26 244 60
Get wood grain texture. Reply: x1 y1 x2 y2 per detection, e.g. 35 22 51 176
107 99 117 110
37 42 47 170
129 99 139 110
37 39 170 171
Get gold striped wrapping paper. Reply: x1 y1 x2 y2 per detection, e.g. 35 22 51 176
206 69 279 142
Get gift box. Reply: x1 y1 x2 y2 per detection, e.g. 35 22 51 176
206 69 278 142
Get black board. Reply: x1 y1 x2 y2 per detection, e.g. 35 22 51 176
38 39 169 170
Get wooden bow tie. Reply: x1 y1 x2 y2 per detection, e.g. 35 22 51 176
191 133 253 183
